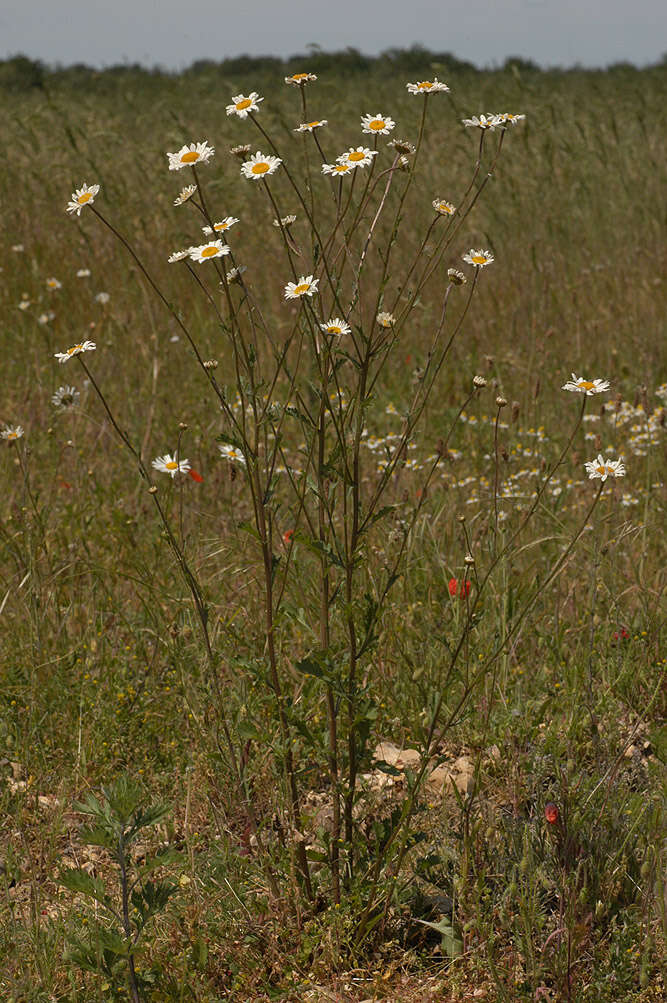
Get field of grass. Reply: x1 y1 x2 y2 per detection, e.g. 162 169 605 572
1 52 666 1002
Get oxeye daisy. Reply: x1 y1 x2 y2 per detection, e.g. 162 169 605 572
189 240 231 264
295 120 328 132
240 152 282 180
562 374 610 395
11 244 24 252
462 114 501 131
18 300 30 311
152 453 191 477
322 162 354 177
388 138 416 155
285 72 317 85
1 425 24 441
76 268 91 278
337 146 378 168
202 217 240 235
38 311 55 325
497 113 526 126
463 249 494 268
284 275 319 300
173 185 197 206
584 454 626 482
218 443 246 464
320 318 351 337
52 385 80 408
433 199 456 216
226 265 247 284
66 183 100 216
95 292 110 304
168 249 191 263
361 113 395 135
167 141 215 171
448 268 467 285
406 78 450 94
273 214 297 228
376 311 395 328
46 277 62 291
54 340 96 363
226 92 263 118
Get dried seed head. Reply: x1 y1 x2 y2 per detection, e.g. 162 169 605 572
203 359 218 369
464 552 475 565
148 485 158 494
230 144 251 159
511 401 520 423
397 155 411 172
447 268 466 285
473 375 487 388
388 138 416 155
178 421 188 430
496 396 508 408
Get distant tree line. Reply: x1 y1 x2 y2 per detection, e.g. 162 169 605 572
1 46 664 93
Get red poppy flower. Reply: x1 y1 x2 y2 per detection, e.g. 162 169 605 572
283 529 294 545
449 578 471 598
188 468 204 482
544 802 559 825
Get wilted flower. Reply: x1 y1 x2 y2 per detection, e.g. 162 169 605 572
167 141 215 171
226 265 247 284
168 249 191 263
66 183 100 216
388 138 416 155
173 185 197 206
376 312 395 328
447 268 467 285
273 214 297 228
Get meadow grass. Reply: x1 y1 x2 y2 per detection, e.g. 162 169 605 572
1 55 665 1002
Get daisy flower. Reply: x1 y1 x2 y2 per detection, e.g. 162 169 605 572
18 300 30 311
240 152 282 180
226 265 247 284
46 277 62 291
376 311 395 328
76 268 91 278
562 374 610 395
320 318 351 337
54 340 96 363
433 199 456 216
361 113 395 135
295 120 328 132
167 141 215 171
285 72 317 85
218 443 246 464
66 183 100 216
447 268 467 285
284 275 319 300
168 249 191 263
11 244 24 252
38 311 55 325
230 144 251 159
189 240 231 264
584 454 626 482
95 292 110 304
463 249 494 268
497 113 526 126
273 214 297 228
406 78 450 94
52 385 80 408
152 453 191 477
226 92 263 118
322 162 354 177
1 425 24 441
462 114 501 131
202 217 240 235
337 146 378 168
173 185 197 206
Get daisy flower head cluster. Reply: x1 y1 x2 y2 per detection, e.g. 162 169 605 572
562 374 610 396
336 147 378 169
584 454 626 482
361 113 395 135
285 72 317 85
296 120 328 133
463 249 494 268
52 385 80 408
406 78 449 94
284 275 319 300
167 141 214 171
54 340 96 364
226 92 263 118
218 443 246 464
189 240 231 264
202 217 240 235
1 425 24 441
320 318 351 337
241 152 282 180
152 453 191 477
66 183 100 216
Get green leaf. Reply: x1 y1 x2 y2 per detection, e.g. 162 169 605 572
58 868 115 912
414 917 463 958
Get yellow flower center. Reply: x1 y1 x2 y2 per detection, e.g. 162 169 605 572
293 283 310 295
369 119 385 130
472 255 487 265
596 466 606 475
334 164 350 173
292 73 309 81
327 325 342 334
77 192 93 204
251 162 270 174
201 245 219 258
307 121 320 128
348 151 366 162
579 380 595 390
7 432 18 440
166 461 178 470
180 151 200 163
69 344 83 354
418 81 432 89
236 98 253 110
215 222 228 230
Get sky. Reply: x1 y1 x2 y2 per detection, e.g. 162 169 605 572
2 0 666 70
